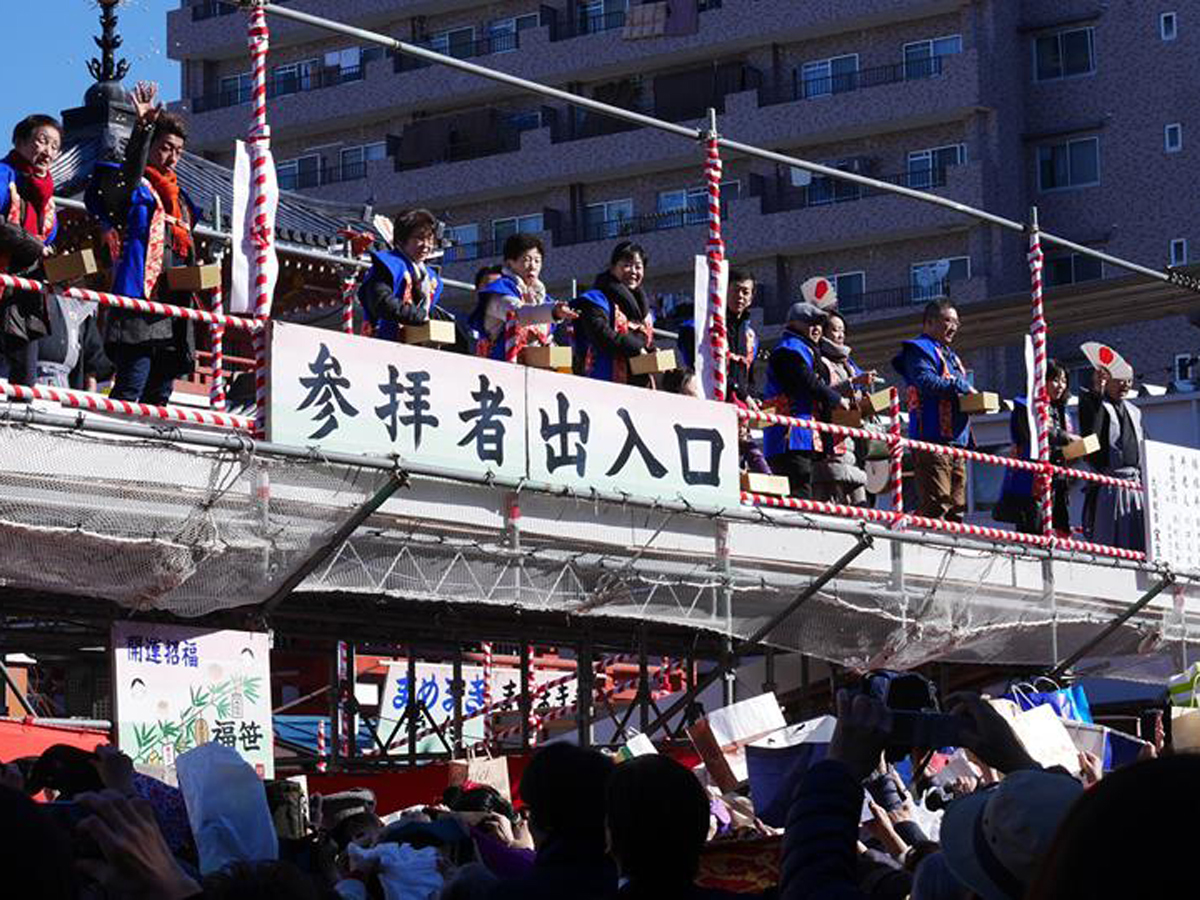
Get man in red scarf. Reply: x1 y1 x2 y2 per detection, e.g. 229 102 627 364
0 114 61 386
85 82 198 406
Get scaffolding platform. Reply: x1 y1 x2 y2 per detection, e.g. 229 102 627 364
0 403 1194 683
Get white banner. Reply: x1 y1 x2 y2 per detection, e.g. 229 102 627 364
526 367 740 505
1144 439 1200 572
112 623 273 784
230 140 280 315
269 322 741 507
269 321 528 481
376 662 575 752
692 255 729 401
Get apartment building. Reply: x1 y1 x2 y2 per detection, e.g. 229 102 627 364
168 0 1200 394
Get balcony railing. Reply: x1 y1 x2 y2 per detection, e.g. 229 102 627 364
395 32 519 72
758 55 947 107
393 130 523 172
277 160 368 192
755 166 949 215
836 281 954 317
191 63 366 114
554 205 727 248
191 1 237 21
550 9 628 41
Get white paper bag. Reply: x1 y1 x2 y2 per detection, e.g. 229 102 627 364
176 743 278 874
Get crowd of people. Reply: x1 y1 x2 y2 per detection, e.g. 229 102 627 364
3 681 1189 899
0 83 1149 551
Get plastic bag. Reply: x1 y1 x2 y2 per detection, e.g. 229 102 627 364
176 743 278 875
347 842 443 900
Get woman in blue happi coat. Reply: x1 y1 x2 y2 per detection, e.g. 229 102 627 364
0 114 62 386
994 359 1078 534
359 208 444 342
572 241 656 388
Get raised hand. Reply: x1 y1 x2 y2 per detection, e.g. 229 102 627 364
130 81 161 125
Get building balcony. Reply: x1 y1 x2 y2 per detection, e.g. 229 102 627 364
434 162 985 289
353 50 980 211
168 0 483 61
175 0 973 150
190 61 368 114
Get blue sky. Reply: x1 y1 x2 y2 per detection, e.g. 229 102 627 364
0 1 180 135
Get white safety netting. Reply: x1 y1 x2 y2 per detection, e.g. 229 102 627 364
0 419 1196 676
0 419 393 615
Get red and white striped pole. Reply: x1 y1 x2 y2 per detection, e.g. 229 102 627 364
505 310 520 364
1027 209 1054 538
337 640 351 760
526 645 541 747
247 3 273 439
481 641 494 749
208 281 227 411
316 719 327 772
704 109 727 402
888 387 904 518
340 273 358 335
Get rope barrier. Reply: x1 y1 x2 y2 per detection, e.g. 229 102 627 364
0 274 259 331
0 381 254 431
741 491 1147 562
740 408 1141 491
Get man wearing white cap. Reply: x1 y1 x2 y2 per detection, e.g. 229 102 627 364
1078 343 1145 550
762 301 849 498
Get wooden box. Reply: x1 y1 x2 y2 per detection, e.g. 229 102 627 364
831 407 862 428
1063 433 1100 461
43 248 97 284
629 348 678 375
960 391 1000 415
166 264 221 292
741 472 791 497
402 319 456 346
864 388 894 415
521 345 572 371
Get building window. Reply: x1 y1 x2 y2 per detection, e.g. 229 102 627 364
274 58 319 95
506 110 543 132
492 214 545 245
488 14 539 52
337 145 381 180
1038 137 1100 191
444 223 481 262
826 271 866 312
1166 122 1183 152
903 35 962 79
1045 253 1103 287
797 54 859 98
580 0 628 34
910 256 970 301
656 181 739 227
1170 238 1189 266
584 199 634 240
429 27 476 59
1034 28 1095 81
1175 353 1195 381
276 154 322 191
800 160 864 205
325 46 362 75
218 72 253 105
907 143 967 188
1162 12 1178 41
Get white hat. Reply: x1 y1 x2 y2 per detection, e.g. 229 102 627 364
801 276 838 310
940 770 1083 900
1081 341 1133 381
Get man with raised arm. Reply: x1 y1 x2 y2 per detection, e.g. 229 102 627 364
86 82 198 406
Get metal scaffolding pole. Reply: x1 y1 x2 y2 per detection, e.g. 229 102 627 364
1048 577 1174 680
245 1 1198 289
640 536 873 739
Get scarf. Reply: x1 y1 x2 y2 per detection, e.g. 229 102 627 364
4 150 54 237
502 265 547 305
143 164 192 258
594 270 648 322
819 336 851 361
